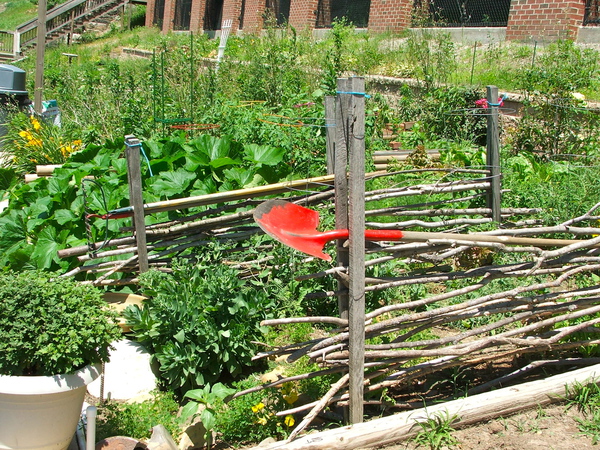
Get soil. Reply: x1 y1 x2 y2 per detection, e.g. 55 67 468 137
370 403 595 450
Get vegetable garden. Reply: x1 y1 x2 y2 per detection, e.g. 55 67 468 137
2 18 600 449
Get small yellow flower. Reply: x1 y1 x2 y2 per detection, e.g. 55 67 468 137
284 415 295 427
251 402 265 413
283 391 299 405
31 118 41 131
19 130 33 140
257 417 268 426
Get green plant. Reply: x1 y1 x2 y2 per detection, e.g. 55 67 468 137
412 409 460 450
561 379 600 443
0 133 292 273
180 383 236 448
1 112 83 175
96 390 181 440
0 270 121 376
124 253 274 393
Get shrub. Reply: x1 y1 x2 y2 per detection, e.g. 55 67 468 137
0 270 121 376
124 251 275 394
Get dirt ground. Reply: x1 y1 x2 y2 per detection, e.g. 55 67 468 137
367 402 595 450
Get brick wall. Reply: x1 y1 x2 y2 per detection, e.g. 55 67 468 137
242 0 268 32
162 0 177 32
368 0 414 33
189 0 207 32
506 0 586 41
222 0 244 32
288 0 320 30
145 0 156 28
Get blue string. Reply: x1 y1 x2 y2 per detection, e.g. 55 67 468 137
336 91 371 98
139 143 153 177
126 141 154 177
488 94 507 107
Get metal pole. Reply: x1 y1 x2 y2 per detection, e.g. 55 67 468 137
125 135 149 273
486 85 502 223
34 0 47 114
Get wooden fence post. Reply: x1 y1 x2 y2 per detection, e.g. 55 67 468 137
335 78 351 321
125 135 149 273
486 85 502 223
325 96 336 175
347 77 367 424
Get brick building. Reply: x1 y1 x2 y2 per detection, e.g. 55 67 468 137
145 0 598 42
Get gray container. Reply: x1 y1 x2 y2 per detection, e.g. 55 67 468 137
0 64 28 94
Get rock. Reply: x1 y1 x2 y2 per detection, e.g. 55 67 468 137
178 416 209 450
488 421 505 434
95 436 147 450
258 437 277 447
146 425 178 450
87 339 157 401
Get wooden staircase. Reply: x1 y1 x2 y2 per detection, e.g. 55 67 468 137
0 0 143 61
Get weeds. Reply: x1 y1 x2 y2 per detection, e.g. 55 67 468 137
412 409 460 450
564 379 600 444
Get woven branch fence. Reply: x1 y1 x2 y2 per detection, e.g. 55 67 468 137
57 80 600 441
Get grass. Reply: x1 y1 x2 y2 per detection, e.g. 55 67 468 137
0 0 37 30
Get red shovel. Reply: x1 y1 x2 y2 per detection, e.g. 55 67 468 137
253 199 598 261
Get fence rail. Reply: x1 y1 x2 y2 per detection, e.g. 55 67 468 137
0 0 128 59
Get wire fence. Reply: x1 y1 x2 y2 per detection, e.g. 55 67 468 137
584 0 600 25
414 0 511 27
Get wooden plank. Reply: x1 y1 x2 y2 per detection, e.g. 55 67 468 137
486 85 502 223
125 135 149 273
335 78 351 321
347 77 366 424
247 363 600 450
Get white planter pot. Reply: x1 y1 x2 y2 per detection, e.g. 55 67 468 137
0 364 101 450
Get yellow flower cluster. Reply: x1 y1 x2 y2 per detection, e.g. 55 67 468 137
251 381 299 429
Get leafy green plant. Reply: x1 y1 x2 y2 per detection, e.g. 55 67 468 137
412 409 460 450
180 383 236 448
96 390 181 440
124 253 274 393
0 133 291 273
0 270 121 376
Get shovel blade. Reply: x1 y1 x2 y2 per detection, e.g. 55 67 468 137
253 200 335 260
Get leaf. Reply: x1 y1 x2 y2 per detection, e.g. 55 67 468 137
174 329 186 343
209 157 241 170
244 144 285 166
150 168 197 197
200 408 216 432
30 226 63 269
54 209 78 225
211 383 236 400
180 400 199 422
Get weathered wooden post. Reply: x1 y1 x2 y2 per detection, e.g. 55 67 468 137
346 77 367 424
335 78 351 321
324 96 336 175
125 135 149 273
486 85 502 223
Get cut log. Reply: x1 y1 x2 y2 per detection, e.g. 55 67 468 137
247 363 600 450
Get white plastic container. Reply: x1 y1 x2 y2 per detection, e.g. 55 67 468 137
0 364 101 450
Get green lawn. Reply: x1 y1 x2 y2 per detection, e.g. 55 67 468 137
0 0 39 30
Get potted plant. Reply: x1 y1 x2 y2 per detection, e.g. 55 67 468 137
0 270 122 450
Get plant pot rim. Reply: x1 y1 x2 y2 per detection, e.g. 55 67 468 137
0 363 101 395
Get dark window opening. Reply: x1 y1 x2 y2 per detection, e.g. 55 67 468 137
584 0 600 25
330 0 370 28
153 0 165 29
173 0 192 30
204 0 224 30
265 0 291 26
414 0 511 27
